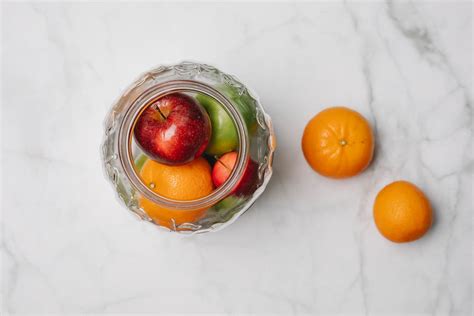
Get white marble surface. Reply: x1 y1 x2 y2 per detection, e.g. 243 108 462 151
1 1 472 314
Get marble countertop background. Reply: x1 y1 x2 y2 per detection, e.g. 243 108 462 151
1 1 472 315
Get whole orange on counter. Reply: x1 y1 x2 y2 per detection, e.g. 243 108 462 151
301 106 374 178
138 157 213 229
373 180 433 243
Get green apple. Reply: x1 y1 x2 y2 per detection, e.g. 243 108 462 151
218 84 257 135
214 195 244 211
213 196 245 222
196 93 238 156
196 87 257 156
134 154 148 172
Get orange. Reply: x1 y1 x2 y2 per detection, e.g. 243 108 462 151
138 157 214 229
373 181 433 243
301 106 374 178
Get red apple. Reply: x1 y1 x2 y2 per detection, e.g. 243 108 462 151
134 93 211 165
212 151 259 196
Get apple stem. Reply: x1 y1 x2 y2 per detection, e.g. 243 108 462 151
216 159 232 171
156 107 166 120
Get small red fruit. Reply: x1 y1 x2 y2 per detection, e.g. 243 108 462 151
134 93 211 165
212 151 259 196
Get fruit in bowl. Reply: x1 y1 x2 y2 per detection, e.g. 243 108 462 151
134 154 148 172
212 151 259 196
196 93 238 156
218 84 257 135
138 157 214 229
196 88 257 156
134 93 211 165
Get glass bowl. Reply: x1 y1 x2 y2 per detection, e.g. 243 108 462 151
101 62 276 234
